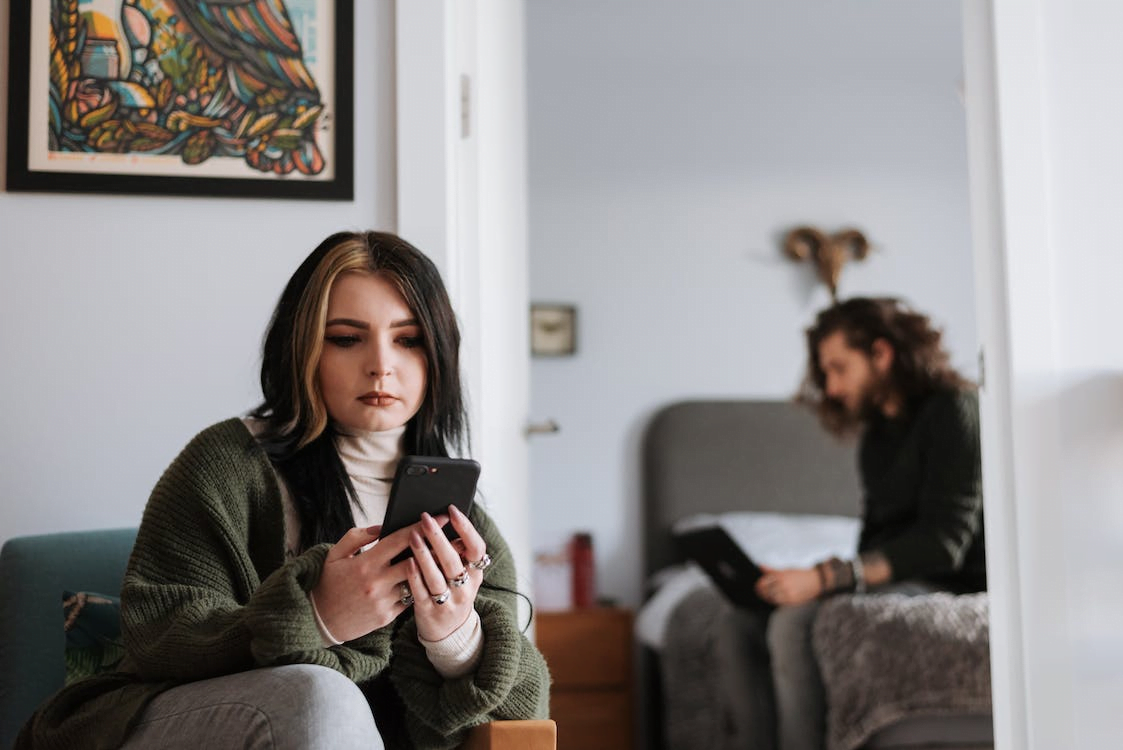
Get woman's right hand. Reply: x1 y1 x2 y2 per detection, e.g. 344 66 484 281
310 518 445 643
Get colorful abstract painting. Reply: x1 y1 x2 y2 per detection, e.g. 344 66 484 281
6 0 353 199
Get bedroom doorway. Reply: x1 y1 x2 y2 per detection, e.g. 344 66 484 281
524 1 1000 748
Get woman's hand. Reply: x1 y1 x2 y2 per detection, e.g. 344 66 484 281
405 504 489 642
310 520 441 643
754 565 822 607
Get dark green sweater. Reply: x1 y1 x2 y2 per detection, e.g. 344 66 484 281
858 389 987 593
17 419 550 750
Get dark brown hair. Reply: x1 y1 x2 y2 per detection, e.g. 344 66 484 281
799 297 973 436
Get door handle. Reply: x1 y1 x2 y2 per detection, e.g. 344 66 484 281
525 419 560 437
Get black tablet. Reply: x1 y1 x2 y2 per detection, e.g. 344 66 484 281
675 525 773 612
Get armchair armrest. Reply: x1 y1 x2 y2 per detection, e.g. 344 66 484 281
460 720 557 750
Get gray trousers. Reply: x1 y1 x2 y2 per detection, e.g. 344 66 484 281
767 582 937 750
120 664 385 750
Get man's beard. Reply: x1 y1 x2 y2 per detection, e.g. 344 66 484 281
843 370 895 424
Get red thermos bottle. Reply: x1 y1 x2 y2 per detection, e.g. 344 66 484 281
570 532 595 608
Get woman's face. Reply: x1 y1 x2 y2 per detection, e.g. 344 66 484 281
317 272 428 433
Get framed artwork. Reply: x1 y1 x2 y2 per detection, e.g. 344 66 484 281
530 303 577 357
5 0 354 200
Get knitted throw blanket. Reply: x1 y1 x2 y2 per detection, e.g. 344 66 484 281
657 580 775 750
811 592 992 750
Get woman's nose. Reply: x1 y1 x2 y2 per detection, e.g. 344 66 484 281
367 341 393 377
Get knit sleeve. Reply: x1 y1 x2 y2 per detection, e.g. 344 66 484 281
875 391 984 581
383 508 551 748
120 420 393 683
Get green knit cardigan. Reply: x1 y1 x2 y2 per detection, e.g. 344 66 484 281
17 419 550 750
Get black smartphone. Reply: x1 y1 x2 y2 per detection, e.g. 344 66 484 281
379 456 481 562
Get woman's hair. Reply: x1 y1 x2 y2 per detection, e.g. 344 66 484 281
798 296 972 436
251 231 467 549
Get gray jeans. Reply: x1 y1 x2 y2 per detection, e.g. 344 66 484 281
767 582 937 750
120 664 384 750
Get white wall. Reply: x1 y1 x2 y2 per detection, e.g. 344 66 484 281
0 2 397 543
980 0 1123 745
526 0 978 606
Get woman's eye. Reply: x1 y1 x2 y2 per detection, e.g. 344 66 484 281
326 335 360 348
397 335 424 349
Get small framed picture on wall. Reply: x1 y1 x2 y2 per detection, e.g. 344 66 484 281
530 304 577 356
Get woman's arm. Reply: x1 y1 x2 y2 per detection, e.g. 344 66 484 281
119 420 394 683
386 507 551 749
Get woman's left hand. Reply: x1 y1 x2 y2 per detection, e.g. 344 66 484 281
405 504 488 641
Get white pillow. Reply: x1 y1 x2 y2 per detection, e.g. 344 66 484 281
635 563 711 651
673 511 860 569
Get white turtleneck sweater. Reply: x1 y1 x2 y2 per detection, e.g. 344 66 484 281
242 418 483 678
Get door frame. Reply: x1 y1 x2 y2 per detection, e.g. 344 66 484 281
396 0 535 615
398 1 1051 745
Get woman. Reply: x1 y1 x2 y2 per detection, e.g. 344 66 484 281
18 231 550 750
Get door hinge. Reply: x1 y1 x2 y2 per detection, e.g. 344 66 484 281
460 74 471 138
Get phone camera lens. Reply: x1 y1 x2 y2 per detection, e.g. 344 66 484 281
406 465 427 476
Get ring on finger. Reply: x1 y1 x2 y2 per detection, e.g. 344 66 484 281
400 582 414 607
432 589 451 605
467 553 491 571
449 567 470 587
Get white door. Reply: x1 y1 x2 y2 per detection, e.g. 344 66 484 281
396 0 535 609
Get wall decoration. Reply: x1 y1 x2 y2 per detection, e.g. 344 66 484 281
530 303 577 356
783 225 872 301
5 0 353 200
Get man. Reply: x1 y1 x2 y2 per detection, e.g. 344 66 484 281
755 296 986 750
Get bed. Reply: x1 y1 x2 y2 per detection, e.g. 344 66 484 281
636 400 994 750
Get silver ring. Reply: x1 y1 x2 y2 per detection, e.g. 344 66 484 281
449 568 470 587
399 582 414 607
432 589 451 605
468 553 491 571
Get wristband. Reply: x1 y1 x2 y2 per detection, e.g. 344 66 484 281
851 555 867 594
815 557 855 594
814 561 828 594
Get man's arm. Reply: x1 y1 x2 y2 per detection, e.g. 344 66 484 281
754 552 890 607
859 550 892 587
873 391 983 582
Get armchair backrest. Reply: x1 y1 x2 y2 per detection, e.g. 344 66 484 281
0 528 137 750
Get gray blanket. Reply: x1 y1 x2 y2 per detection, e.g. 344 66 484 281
656 583 992 750
811 593 992 750
659 582 775 750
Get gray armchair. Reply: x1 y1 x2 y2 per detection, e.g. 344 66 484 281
0 528 137 750
0 529 555 750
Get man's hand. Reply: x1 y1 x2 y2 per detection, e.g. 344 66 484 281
754 565 822 607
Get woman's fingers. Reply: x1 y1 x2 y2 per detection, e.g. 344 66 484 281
362 523 426 565
326 525 382 561
410 525 457 597
418 512 472 581
448 505 487 565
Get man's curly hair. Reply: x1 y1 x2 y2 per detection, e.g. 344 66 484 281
799 297 973 436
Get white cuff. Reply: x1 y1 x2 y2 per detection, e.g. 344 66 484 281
309 591 344 647
418 608 484 678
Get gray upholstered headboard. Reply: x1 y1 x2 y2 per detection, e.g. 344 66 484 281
641 400 862 578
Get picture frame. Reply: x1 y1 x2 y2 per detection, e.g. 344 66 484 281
530 303 577 357
5 0 354 200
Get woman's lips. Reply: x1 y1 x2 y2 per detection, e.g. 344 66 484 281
358 392 397 407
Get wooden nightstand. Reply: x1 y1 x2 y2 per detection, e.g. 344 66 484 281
536 608 634 750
